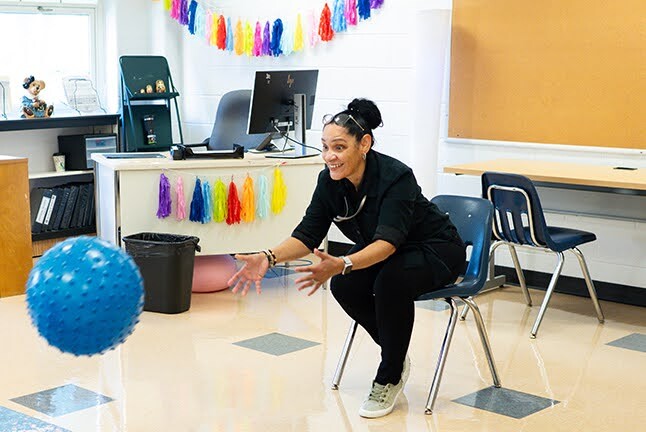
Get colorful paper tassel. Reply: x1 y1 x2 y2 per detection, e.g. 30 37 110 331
176 177 186 220
370 0 385 9
308 11 319 47
164 0 172 12
244 21 254 56
170 0 180 20
201 180 213 224
189 178 204 222
358 0 371 20
226 180 241 225
234 19 244 55
157 173 172 218
262 21 272 56
179 0 189 26
187 0 198 34
241 176 256 222
319 4 334 42
345 0 358 25
280 21 294 56
256 175 270 219
294 14 304 52
213 179 227 222
226 17 234 51
271 19 284 57
271 167 287 214
217 15 227 49
332 0 347 33
253 21 263 56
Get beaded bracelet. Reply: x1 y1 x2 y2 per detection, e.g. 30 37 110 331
262 249 277 268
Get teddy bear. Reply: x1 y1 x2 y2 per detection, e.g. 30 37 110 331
155 79 167 93
21 76 54 119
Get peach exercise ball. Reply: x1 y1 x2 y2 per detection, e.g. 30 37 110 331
192 254 237 293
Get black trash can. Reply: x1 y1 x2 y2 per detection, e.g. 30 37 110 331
123 233 201 314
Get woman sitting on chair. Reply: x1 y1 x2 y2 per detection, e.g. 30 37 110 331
228 98 466 418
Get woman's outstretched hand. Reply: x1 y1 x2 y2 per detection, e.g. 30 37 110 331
294 249 343 296
228 253 269 296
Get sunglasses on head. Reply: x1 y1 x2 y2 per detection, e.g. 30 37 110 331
322 113 365 132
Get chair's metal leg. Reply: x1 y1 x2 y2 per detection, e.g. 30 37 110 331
462 297 501 388
571 247 605 323
425 298 459 415
331 321 358 390
508 244 532 307
459 297 472 321
460 241 505 321
530 252 564 339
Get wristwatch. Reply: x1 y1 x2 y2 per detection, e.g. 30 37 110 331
340 255 353 275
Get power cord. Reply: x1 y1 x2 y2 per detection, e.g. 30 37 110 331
272 124 322 154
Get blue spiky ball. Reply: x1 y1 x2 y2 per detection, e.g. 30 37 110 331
26 236 144 356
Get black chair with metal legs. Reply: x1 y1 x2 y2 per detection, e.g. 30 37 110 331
331 195 501 415
460 172 604 338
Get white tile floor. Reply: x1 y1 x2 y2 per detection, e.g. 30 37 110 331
1 270 645 432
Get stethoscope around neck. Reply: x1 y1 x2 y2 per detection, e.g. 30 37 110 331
333 195 367 222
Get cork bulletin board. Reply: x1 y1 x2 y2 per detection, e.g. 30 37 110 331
448 0 645 149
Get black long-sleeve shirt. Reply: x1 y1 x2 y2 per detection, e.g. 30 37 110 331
292 150 462 256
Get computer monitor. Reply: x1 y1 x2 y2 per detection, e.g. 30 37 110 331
248 70 319 157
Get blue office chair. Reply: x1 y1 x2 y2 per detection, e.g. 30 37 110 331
469 172 605 339
331 195 501 415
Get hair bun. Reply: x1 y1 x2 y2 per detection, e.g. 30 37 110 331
347 98 383 130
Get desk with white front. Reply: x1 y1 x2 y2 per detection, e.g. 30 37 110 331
92 153 325 255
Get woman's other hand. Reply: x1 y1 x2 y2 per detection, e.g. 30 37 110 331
228 253 269 296
294 249 343 296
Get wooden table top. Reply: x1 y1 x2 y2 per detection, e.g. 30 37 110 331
443 159 646 191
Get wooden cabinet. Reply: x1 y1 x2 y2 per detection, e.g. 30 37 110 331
0 156 32 297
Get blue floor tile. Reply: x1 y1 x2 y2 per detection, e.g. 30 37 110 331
606 333 646 353
10 384 113 417
233 332 320 356
0 406 70 431
453 386 559 419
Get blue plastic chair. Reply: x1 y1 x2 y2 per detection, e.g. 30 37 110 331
471 172 605 338
331 195 501 415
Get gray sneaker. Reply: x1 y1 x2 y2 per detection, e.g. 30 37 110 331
359 380 404 418
358 356 410 419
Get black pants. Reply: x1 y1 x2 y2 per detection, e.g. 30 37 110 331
330 241 466 385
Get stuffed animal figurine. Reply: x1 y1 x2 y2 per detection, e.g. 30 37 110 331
155 79 167 93
21 76 54 118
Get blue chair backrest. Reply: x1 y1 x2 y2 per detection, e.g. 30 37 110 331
208 90 271 151
430 195 493 294
482 172 551 248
